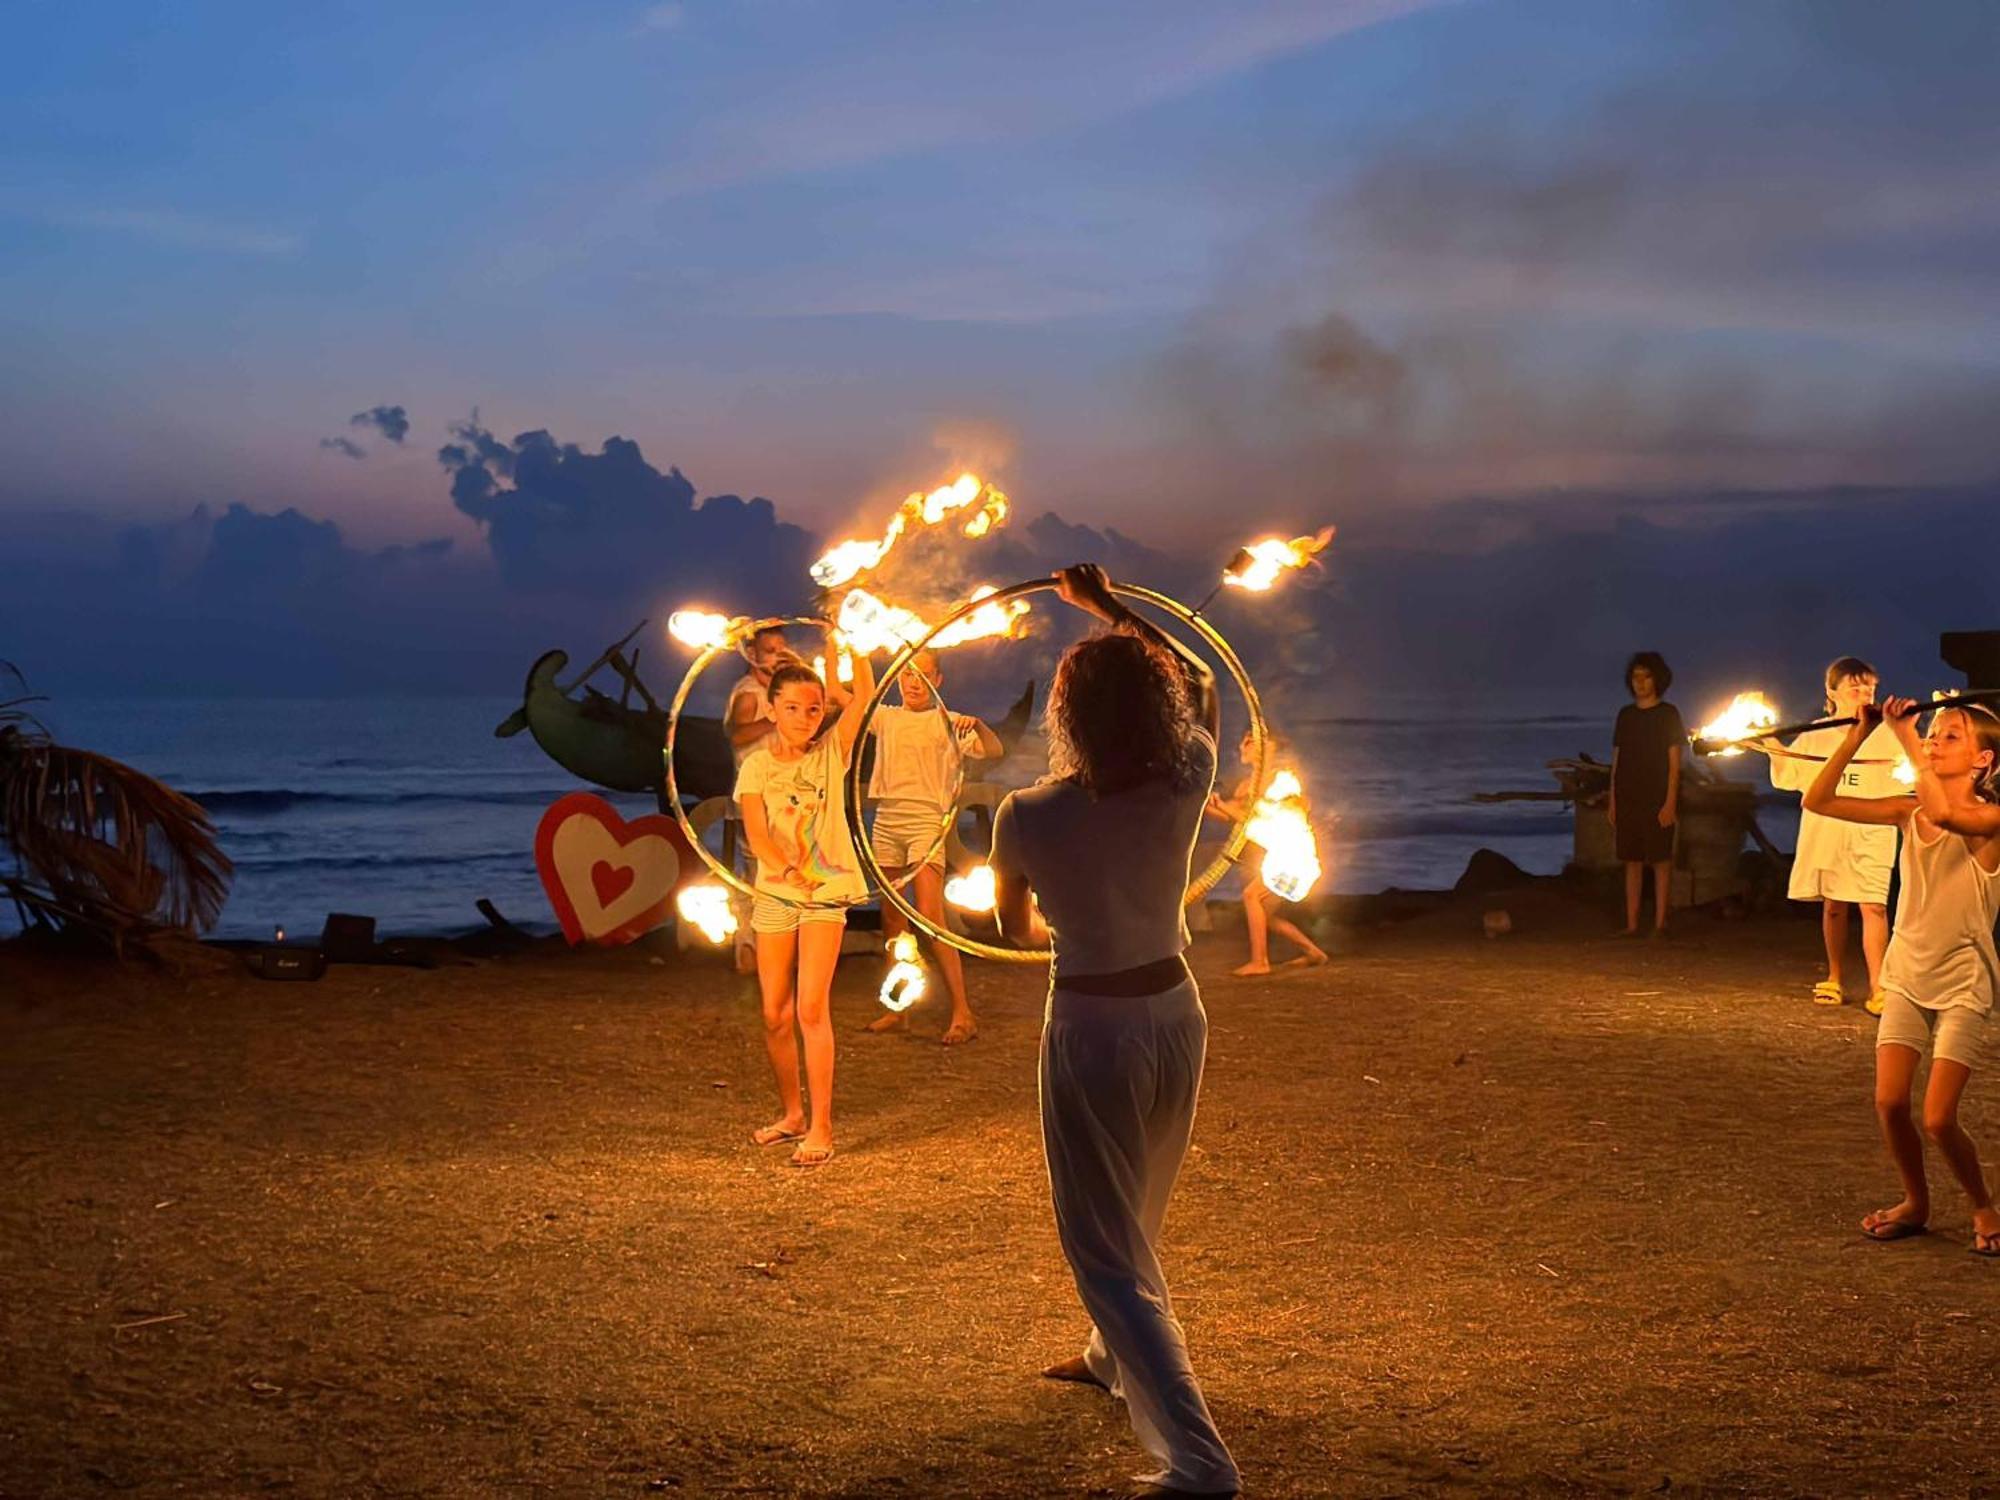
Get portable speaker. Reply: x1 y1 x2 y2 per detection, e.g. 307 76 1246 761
248 946 327 981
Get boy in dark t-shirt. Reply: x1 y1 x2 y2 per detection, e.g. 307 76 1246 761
1610 651 1685 937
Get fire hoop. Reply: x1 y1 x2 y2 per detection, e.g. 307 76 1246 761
843 579 1270 965
662 617 956 911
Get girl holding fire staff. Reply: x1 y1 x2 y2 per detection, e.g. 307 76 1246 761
1758 656 1899 1011
861 647 1003 1045
735 632 873 1169
1803 696 2000 1257
989 564 1240 1498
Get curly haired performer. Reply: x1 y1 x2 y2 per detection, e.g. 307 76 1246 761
990 565 1239 1498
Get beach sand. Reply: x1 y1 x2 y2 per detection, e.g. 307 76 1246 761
4 889 1997 1497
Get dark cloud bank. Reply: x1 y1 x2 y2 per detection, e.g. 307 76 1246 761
3 421 1996 722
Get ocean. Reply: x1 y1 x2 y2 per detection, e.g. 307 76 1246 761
8 695 1798 940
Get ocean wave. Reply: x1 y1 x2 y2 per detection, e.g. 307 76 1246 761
186 787 646 815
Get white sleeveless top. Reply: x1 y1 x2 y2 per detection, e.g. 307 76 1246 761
1878 822 2000 1016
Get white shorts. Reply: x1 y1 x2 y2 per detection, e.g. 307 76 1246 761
1876 992 1986 1070
749 892 849 936
870 800 948 872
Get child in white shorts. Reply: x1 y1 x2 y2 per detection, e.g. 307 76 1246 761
1804 696 2000 1258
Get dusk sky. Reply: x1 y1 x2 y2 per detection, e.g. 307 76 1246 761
4 0 1997 701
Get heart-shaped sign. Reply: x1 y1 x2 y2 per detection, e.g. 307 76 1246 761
534 792 696 946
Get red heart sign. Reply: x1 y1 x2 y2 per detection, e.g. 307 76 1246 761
535 792 696 946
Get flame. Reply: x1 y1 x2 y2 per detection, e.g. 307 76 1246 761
878 931 929 1011
668 610 738 651
809 473 1010 589
810 650 855 685
1244 767 1323 903
1222 527 1335 593
929 585 1031 649
835 585 1028 657
676 883 738 944
1893 755 1918 787
944 863 997 913
1696 691 1780 755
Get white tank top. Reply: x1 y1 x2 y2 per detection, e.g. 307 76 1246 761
1878 822 2000 1015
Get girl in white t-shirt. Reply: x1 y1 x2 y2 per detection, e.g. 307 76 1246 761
1805 697 2000 1258
733 641 873 1169
862 648 1002 1045
1760 657 1900 1011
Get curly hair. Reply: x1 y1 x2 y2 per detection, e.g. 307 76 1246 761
1044 632 1206 796
1624 651 1673 696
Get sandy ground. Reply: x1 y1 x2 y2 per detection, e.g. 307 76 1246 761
4 889 2000 1499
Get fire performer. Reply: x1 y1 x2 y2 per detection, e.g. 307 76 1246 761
1203 729 1329 976
1609 651 1684 938
734 635 873 1169
1804 698 2000 1257
1756 657 1899 1011
989 564 1240 1497
860 648 1002 1045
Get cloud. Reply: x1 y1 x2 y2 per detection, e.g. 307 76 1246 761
437 418 820 614
1156 0 2000 516
349 404 410 444
318 436 367 459
35 206 301 255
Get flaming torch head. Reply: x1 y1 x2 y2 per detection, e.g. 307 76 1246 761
1222 526 1335 593
878 931 929 1011
1694 691 1780 756
675 883 738 944
944 863 997 913
1244 768 1324 904
668 610 740 652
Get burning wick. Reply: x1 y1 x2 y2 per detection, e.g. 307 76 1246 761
675 883 738 944
878 932 928 1011
1222 527 1336 594
944 863 997 913
1245 768 1323 904
273 925 285 944
1893 755 1918 787
668 610 740 651
1695 692 1780 756
809 473 1010 589
835 585 1029 657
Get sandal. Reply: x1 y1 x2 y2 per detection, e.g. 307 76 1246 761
1865 991 1886 1016
1972 1229 2000 1259
789 1142 836 1169
1811 980 1845 1007
751 1124 805 1147
1860 1210 1928 1242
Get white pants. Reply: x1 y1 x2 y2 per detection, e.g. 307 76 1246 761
1040 978 1238 1493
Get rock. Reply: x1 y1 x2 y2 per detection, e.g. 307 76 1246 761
1454 847 1534 896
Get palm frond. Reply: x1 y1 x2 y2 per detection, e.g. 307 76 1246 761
1 736 233 938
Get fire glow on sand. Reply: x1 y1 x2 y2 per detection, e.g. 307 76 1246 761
878 931 928 1011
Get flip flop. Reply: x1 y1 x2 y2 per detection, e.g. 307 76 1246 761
1972 1231 2000 1258
751 1124 804 1147
1811 981 1845 1007
1865 991 1887 1016
789 1142 836 1169
1860 1213 1928 1242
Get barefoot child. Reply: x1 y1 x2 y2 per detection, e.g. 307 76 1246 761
862 648 1002 1044
734 638 874 1168
1205 730 1328 976
1608 651 1684 937
1804 697 2000 1257
1761 657 1899 1010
